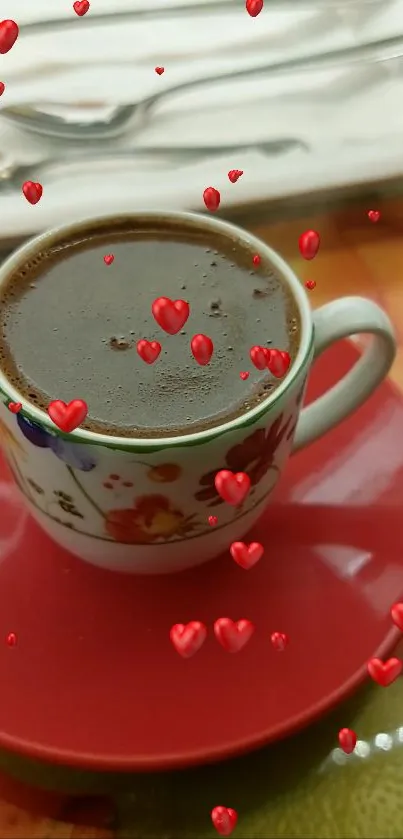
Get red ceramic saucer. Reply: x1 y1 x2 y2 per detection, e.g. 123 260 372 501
0 339 402 772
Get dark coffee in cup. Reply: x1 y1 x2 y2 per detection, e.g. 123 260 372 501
0 215 301 438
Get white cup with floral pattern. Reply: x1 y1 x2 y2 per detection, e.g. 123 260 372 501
0 212 396 574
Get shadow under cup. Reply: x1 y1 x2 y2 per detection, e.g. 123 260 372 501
0 211 313 574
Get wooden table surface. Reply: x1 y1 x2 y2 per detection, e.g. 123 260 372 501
1 191 403 839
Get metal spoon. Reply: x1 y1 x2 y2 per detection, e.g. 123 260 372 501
2 34 403 142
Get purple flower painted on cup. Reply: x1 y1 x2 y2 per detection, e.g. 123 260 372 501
48 435 96 471
16 414 96 471
17 413 50 448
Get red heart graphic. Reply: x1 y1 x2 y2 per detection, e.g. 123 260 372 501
266 349 291 378
246 0 263 16
152 297 189 335
305 280 316 291
230 541 263 570
368 209 380 223
155 66 165 75
270 631 289 651
73 0 90 15
170 622 207 658
239 371 249 380
252 254 261 266
391 602 403 632
249 345 269 370
211 806 238 836
367 657 402 687
0 20 19 54
214 470 251 506
191 334 214 366
203 187 221 212
0 82 5 97
228 169 243 183
298 229 320 260
103 253 114 265
47 399 88 433
136 339 161 365
214 618 254 653
7 402 22 414
338 728 357 755
22 181 43 205
208 515 218 526
6 632 17 647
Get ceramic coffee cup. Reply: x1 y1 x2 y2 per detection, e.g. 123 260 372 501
0 212 396 574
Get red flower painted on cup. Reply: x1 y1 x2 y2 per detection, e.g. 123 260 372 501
195 413 293 507
147 463 182 483
105 494 197 544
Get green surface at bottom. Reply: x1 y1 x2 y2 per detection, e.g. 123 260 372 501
1 656 403 839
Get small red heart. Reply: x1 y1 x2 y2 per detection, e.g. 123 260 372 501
214 618 254 653
0 82 5 97
152 297 189 335
103 254 114 265
367 657 402 687
190 334 214 366
246 0 263 16
7 402 22 414
266 348 291 379
270 631 289 651
203 187 221 212
368 209 380 223
170 622 207 658
252 254 261 266
391 602 403 632
208 515 218 526
73 0 90 15
239 371 249 380
305 280 316 291
0 20 19 54
298 229 320 260
47 399 88 433
136 339 161 365
155 66 165 75
211 806 238 836
338 728 357 755
6 631 17 647
249 345 269 371
230 541 263 570
228 169 243 183
214 470 251 506
22 181 43 205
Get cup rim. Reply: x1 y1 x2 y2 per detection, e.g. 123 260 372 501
0 210 313 449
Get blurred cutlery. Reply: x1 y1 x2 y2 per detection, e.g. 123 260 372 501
2 34 403 141
18 0 381 33
0 139 306 190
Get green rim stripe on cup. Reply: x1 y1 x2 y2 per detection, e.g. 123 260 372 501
0 330 315 453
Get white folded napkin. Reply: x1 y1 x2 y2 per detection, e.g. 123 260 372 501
0 0 402 238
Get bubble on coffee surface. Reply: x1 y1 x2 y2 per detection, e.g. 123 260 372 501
289 317 299 334
253 287 269 299
108 336 132 351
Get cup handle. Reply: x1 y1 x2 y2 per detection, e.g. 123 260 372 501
292 296 397 453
